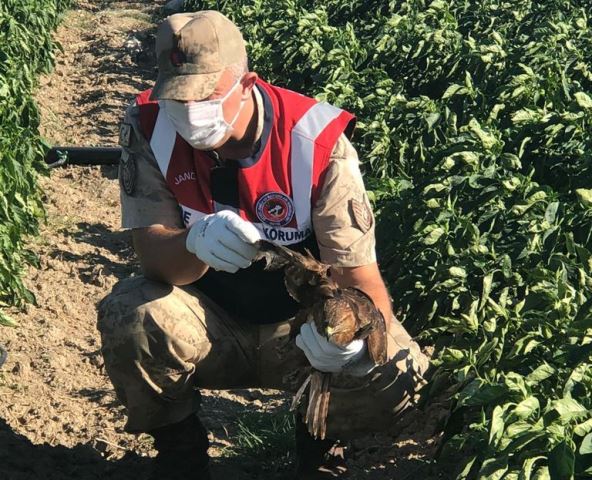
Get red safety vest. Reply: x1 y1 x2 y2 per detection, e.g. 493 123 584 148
134 79 355 246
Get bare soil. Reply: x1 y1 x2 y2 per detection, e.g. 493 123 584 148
0 1 443 479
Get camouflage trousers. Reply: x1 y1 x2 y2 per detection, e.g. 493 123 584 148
97 276 429 437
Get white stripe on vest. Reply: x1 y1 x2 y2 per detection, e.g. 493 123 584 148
150 109 177 176
291 102 344 231
149 103 344 245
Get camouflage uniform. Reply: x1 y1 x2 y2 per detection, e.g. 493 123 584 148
98 81 429 438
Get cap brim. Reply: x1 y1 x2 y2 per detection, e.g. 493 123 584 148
149 71 222 101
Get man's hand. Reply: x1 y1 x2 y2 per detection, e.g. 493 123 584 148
295 322 377 376
186 210 261 273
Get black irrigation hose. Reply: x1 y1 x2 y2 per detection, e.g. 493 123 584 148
46 147 122 168
0 344 6 369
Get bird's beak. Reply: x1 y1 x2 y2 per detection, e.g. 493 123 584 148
326 326 335 336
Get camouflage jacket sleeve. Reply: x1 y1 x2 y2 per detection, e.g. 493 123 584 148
117 100 183 230
312 134 377 268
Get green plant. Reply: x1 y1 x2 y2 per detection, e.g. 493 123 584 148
222 409 295 472
0 0 71 325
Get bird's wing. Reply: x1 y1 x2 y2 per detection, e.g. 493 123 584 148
255 240 296 270
366 311 388 366
343 288 388 366
290 308 312 339
256 240 334 304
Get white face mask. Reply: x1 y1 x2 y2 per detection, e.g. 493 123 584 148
160 79 245 150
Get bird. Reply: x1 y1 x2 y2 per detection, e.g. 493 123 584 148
256 241 388 439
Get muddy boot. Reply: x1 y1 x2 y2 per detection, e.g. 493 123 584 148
149 414 211 480
294 415 348 479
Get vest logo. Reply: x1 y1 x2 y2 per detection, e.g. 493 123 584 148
256 192 294 227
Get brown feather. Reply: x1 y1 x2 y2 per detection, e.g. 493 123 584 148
291 373 311 411
306 371 331 440
317 373 331 440
306 372 322 427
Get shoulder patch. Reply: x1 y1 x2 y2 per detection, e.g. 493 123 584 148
350 197 373 233
120 150 136 196
119 122 132 147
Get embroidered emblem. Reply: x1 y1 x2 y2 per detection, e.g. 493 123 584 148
256 192 295 227
118 123 132 147
120 150 136 196
350 197 373 233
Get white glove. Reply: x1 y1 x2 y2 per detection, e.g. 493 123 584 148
186 210 261 273
295 322 377 376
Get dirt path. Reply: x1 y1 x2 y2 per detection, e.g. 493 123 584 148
0 2 441 479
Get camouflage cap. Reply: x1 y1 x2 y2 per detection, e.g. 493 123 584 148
150 11 247 101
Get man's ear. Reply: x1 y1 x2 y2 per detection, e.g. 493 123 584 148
240 72 258 99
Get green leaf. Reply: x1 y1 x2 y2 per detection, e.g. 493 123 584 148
480 272 494 310
457 379 507 407
520 457 545 480
442 83 467 99
549 398 588 422
575 189 592 207
449 266 467 278
0 311 17 327
548 441 574 479
532 465 551 480
544 202 559 224
456 455 477 479
448 151 480 167
512 397 540 420
468 119 498 150
526 364 556 386
423 227 445 245
489 404 506 447
477 456 508 480
579 433 592 455
574 418 592 437
575 92 592 110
